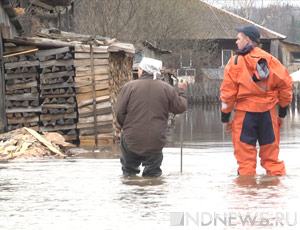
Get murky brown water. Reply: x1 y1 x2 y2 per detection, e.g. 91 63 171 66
1 104 300 229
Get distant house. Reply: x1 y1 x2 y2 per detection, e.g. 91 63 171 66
280 40 300 74
160 0 287 85
133 40 174 84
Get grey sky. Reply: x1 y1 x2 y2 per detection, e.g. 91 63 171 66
203 0 300 8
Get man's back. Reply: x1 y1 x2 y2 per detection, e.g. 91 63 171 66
115 74 187 155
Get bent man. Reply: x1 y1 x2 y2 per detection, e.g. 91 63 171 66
115 57 187 177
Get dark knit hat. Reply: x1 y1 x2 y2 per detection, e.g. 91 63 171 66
235 25 260 43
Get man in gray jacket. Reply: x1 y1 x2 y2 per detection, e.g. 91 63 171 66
115 57 187 177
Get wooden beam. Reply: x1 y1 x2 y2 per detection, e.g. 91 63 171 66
6 106 42 113
77 95 110 108
40 70 74 80
6 81 37 90
5 73 37 80
75 45 108 53
5 93 38 101
29 0 55 11
3 48 39 58
40 112 76 121
7 116 39 124
5 60 39 69
24 127 66 157
40 59 73 68
36 47 70 58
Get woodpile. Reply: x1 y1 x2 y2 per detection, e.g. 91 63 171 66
0 127 72 160
36 46 77 141
1 33 135 147
109 52 134 140
4 53 41 131
74 45 113 146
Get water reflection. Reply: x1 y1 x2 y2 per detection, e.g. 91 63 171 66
0 104 300 229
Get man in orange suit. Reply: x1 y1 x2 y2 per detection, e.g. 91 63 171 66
220 25 293 176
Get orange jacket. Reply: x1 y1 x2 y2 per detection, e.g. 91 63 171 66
220 47 293 114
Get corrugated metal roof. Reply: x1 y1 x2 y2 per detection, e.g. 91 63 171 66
187 0 286 40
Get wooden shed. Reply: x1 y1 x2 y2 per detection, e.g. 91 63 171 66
0 31 135 147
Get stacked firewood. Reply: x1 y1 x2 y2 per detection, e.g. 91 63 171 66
109 52 134 141
36 47 77 141
74 45 114 146
4 54 41 131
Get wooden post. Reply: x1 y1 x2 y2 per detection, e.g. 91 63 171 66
0 30 7 133
90 44 98 147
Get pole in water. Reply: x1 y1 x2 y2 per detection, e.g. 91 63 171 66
180 112 183 173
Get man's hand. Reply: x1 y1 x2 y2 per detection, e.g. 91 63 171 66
178 81 187 91
224 121 233 133
278 117 285 128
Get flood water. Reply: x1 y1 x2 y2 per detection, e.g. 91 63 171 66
1 104 300 230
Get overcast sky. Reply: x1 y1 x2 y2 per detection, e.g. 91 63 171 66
203 0 300 8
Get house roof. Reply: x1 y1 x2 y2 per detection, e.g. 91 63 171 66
142 40 171 54
202 68 224 80
188 0 286 41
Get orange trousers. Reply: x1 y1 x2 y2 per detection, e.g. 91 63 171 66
232 106 286 176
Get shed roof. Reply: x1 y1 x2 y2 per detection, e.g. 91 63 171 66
188 0 286 41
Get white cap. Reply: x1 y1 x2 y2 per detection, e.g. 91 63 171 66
139 57 162 80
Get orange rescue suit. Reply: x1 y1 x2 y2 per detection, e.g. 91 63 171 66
220 47 293 175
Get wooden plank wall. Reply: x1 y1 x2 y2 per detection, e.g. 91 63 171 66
74 45 113 146
0 31 6 133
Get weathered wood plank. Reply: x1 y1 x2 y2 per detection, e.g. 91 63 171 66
39 124 76 132
5 73 37 80
40 70 74 80
75 80 109 88
78 100 111 113
40 112 77 121
78 113 113 123
36 47 70 58
40 82 74 90
75 82 110 93
40 59 74 68
5 60 39 69
76 89 110 102
4 46 37 54
75 45 108 53
42 104 75 109
77 95 110 108
7 116 39 124
75 66 109 76
3 48 39 58
73 59 109 67
6 106 42 113
6 81 37 90
75 53 109 59
75 74 109 83
79 126 113 136
40 93 75 99
77 120 112 129
5 93 38 101
78 107 112 118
